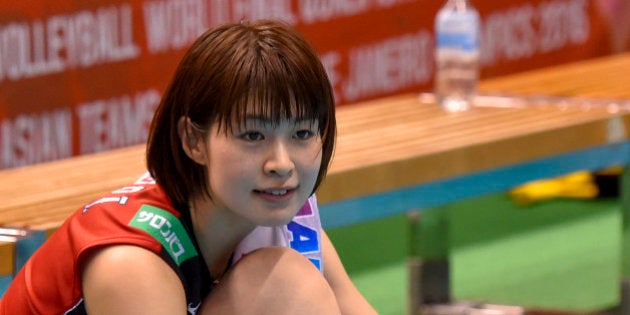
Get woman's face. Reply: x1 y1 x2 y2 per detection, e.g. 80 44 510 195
200 113 323 227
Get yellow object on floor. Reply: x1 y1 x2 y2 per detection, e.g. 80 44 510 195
509 171 599 205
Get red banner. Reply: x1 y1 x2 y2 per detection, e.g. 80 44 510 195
0 0 628 169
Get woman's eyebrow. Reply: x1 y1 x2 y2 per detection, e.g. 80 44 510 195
243 114 315 124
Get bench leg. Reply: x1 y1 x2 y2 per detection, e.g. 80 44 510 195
619 279 630 315
408 254 422 315
621 166 630 315
407 211 450 315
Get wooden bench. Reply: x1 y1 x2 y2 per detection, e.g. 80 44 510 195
1 53 630 300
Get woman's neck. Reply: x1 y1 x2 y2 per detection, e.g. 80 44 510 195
189 197 255 281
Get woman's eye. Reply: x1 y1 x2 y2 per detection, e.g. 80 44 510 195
294 130 315 140
241 131 264 141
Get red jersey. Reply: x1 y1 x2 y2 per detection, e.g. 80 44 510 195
0 173 210 314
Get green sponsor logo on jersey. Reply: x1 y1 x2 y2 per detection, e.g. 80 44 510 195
129 204 198 265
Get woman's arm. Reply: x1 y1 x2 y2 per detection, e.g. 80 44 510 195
81 245 188 315
321 231 379 315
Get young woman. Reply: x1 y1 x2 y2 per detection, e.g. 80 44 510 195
0 20 377 314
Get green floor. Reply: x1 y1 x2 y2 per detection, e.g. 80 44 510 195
328 213 409 315
327 193 624 315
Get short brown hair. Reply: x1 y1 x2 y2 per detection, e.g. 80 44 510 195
146 20 336 207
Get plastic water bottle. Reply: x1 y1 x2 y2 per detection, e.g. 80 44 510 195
434 0 480 112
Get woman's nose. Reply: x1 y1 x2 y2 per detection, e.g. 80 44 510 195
263 141 294 177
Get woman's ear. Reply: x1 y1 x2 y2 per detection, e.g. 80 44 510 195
177 117 207 165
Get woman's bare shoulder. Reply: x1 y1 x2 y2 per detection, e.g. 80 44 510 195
81 245 187 315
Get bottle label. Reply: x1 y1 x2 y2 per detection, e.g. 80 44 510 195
437 32 477 51
436 12 479 52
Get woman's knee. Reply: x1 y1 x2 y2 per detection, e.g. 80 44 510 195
201 247 340 315
237 246 319 279
223 247 336 305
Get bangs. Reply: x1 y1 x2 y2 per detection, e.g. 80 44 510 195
214 35 329 134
